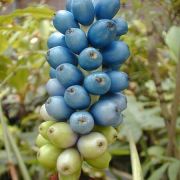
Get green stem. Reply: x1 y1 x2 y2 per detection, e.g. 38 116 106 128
128 132 144 180
0 100 13 162
0 100 31 180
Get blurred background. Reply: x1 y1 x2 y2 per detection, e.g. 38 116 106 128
0 0 180 180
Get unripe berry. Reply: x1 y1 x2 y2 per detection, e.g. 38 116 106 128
37 144 61 169
35 134 49 148
58 170 81 180
94 126 118 144
39 121 55 139
77 132 108 159
39 104 55 121
47 122 78 148
57 148 82 175
86 151 111 169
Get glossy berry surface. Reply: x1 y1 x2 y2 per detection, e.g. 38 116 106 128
57 148 82 175
79 47 102 71
47 122 78 148
45 96 74 121
90 99 120 126
47 32 67 49
37 144 61 169
106 71 129 92
64 85 90 110
84 72 111 95
93 0 120 20
88 19 117 48
46 46 78 69
113 18 128 36
56 63 84 88
77 132 108 159
66 0 72 11
53 10 79 34
69 111 94 134
71 0 95 26
101 41 130 66
65 28 88 54
100 93 127 112
49 67 56 79
46 78 65 96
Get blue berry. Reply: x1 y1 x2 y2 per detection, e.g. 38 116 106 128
79 47 102 71
65 28 88 54
87 19 117 48
93 0 120 20
84 72 111 95
46 46 78 69
49 67 56 78
47 32 67 49
45 96 74 121
100 93 127 112
101 41 130 66
90 99 120 126
46 78 65 96
53 10 79 34
56 63 84 88
107 71 129 92
64 85 91 110
66 0 72 12
71 0 95 26
113 18 128 36
69 111 94 134
111 113 123 127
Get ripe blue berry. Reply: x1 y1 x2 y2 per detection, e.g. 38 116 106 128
111 113 123 127
79 47 102 71
56 63 84 88
46 78 65 96
93 0 120 20
47 32 67 49
90 99 120 126
45 96 74 121
64 85 90 110
101 41 130 65
49 67 56 78
65 28 88 54
53 10 79 34
66 0 72 12
46 46 78 69
71 0 95 26
100 93 127 112
69 111 94 134
84 72 111 95
113 18 128 36
107 71 129 92
87 19 117 48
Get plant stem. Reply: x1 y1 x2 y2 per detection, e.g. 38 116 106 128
128 132 144 180
6 126 31 180
168 59 180 157
0 101 18 180
0 100 31 180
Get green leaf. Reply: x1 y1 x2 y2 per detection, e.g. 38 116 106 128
168 161 180 180
165 26 180 60
128 132 144 180
148 163 169 180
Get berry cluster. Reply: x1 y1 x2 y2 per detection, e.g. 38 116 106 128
36 0 130 179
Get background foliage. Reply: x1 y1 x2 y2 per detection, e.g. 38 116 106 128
0 0 180 179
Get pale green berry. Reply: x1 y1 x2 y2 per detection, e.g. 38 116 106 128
35 134 49 147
